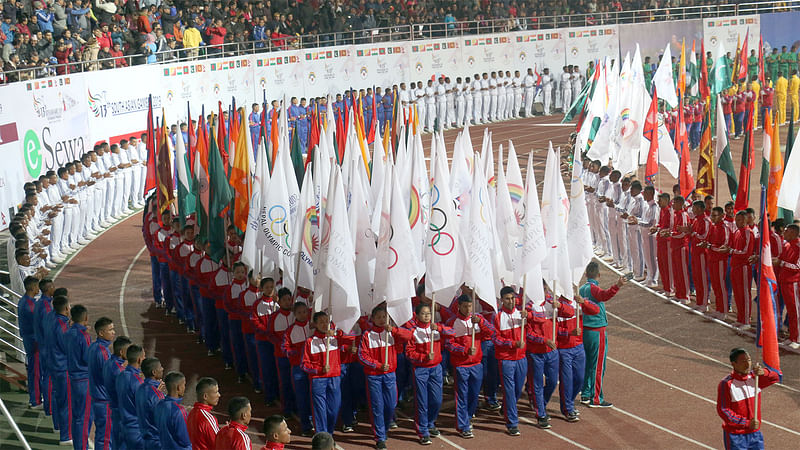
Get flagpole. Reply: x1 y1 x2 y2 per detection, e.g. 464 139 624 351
552 294 558 343
430 292 436 356
470 287 476 352
520 275 527 348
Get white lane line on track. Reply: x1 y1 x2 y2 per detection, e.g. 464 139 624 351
119 245 147 337
394 410 466 450
608 357 800 437
610 406 715 449
518 417 591 449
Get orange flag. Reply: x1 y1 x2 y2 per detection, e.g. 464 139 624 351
230 108 251 232
767 112 783 219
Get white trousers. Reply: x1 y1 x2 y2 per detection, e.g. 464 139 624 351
446 97 456 126
474 95 483 123
626 224 644 278
641 227 659 284
426 103 436 131
456 97 466 127
497 93 506 121
543 89 553 116
490 94 498 120
524 88 535 116
437 100 447 130
482 92 490 122
513 91 522 117
562 89 572 112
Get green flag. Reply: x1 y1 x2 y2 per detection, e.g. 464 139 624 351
290 127 305 189
712 43 731 95
716 95 738 199
207 130 233 262
175 133 196 228
782 107 795 222
561 75 593 124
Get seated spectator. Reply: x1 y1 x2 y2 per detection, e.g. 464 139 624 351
110 43 127 67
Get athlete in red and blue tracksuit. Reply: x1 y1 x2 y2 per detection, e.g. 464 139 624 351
196 248 221 354
226 270 249 381
525 296 571 424
47 305 72 443
579 271 621 407
155 394 191 450
143 209 163 307
493 288 528 435
67 311 93 450
404 305 453 441
557 294 599 419
154 214 174 310
116 360 145 448
135 371 165 449
302 314 355 435
252 282 279 404
17 285 40 408
269 292 296 416
33 289 54 418
339 316 368 431
237 279 262 391
283 304 313 434
87 330 112 450
102 343 127 450
445 296 496 437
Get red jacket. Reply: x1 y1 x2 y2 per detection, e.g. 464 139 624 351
214 421 251 450
252 295 277 342
707 222 731 263
526 301 573 354
716 369 779 434
209 268 231 308
778 238 800 283
493 307 527 361
186 249 204 284
761 87 774 107
670 209 690 250
690 215 710 253
282 320 312 367
301 330 355 378
357 325 413 376
237 285 260 334
226 279 248 318
207 26 227 46
196 256 220 298
268 309 294 357
556 301 599 349
657 206 673 245
444 312 496 368
187 402 220 450
730 227 755 267
403 319 453 368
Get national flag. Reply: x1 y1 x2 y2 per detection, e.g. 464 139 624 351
699 40 710 100
678 40 686 96
716 94 738 199
144 95 157 196
734 104 755 211
675 95 695 198
781 110 795 221
207 126 233 262
541 143 573 301
653 43 678 107
756 187 782 380
567 140 593 284
643 88 659 185
695 103 714 196
156 110 175 216
306 104 320 171
766 111 783 219
367 90 377 144
229 108 252 233
187 102 197 173
216 101 229 168
514 152 545 304
736 31 749 83
194 112 211 239
269 105 279 172
175 122 195 227
713 41 731 94
731 36 741 85
758 35 765 86
289 127 305 189
777 120 800 216
688 40 699 97
562 67 594 123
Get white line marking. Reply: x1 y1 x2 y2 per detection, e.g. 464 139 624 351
395 410 465 450
518 416 591 449
531 123 577 127
608 357 800 437
610 406 715 449
119 245 147 337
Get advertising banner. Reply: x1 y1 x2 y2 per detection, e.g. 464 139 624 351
353 42 411 91
408 39 459 82
460 35 513 76
0 88 26 226
253 49 305 103
300 47 356 98
702 15 760 55
510 30 566 74
565 25 620 70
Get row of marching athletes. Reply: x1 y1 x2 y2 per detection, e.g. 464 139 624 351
580 154 800 349
141 189 626 449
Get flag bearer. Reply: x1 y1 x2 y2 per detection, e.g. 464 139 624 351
493 286 527 436
283 302 313 436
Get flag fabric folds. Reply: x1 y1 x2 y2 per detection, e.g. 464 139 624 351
756 187 782 380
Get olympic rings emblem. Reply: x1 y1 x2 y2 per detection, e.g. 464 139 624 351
388 247 399 269
269 205 292 249
428 207 455 255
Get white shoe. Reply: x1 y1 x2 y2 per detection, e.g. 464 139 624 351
69 243 81 251
51 254 65 263
46 261 58 269
739 324 752 332
100 221 112 228
122 209 133 215
790 342 800 350
59 440 73 446
78 238 91 245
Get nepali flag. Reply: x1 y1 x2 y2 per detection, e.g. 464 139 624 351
756 186 782 381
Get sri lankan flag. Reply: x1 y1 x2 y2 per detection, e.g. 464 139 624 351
695 103 714 196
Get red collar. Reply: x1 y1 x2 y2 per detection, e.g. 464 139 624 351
192 402 214 412
262 442 285 450
227 421 248 432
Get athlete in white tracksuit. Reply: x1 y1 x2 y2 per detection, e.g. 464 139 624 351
415 82 426 129
523 68 536 117
572 67 583 102
480 73 491 122
596 168 613 257
497 72 507 121
436 78 447 130
445 77 456 127
55 169 80 251
511 71 522 118
456 77 466 127
625 182 645 279
561 66 573 112
638 186 660 287
425 80 436 131
489 72 499 121
473 75 483 124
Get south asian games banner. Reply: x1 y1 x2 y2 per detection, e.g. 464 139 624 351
565 24 620 71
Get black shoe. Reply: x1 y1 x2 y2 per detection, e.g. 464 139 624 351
419 436 432 445
265 400 278 407
342 425 354 433
388 421 398 429
537 416 551 429
428 427 440 437
459 430 474 439
580 397 590 405
565 411 580 422
237 375 246 384
376 440 387 450
301 430 314 437
588 401 613 408
486 401 501 411
507 427 521 436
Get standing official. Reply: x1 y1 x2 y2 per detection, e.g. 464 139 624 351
136 357 166 449
117 344 146 449
102 336 131 449
524 68 537 117
17 277 40 409
67 305 92 450
48 295 72 446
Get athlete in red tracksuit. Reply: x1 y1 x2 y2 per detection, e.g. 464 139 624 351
302 312 355 435
670 197 692 302
688 201 711 309
358 306 413 448
716 348 779 449
705 207 731 318
654 193 674 295
557 293 599 419
727 211 756 328
777 224 800 346
252 278 279 405
186 377 221 450
268 288 296 416
404 303 453 444
493 286 527 435
196 246 221 355
282 302 313 435
225 264 249 383
237 277 262 392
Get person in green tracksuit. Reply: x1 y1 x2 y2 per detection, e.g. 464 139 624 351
643 56 654 92
767 48 780 85
706 51 715 86
748 50 758 79
578 262 626 408
779 46 790 81
788 44 798 75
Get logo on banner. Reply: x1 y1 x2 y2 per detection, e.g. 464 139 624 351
307 72 317 85
710 36 718 46
21 127 86 179
570 46 579 57
213 84 220 96
23 130 43 178
260 77 267 88
415 62 423 73
467 56 475 67
166 90 174 102
518 51 527 62
360 66 368 79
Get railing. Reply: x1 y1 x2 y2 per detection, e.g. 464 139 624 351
0 284 24 362
1 1 797 83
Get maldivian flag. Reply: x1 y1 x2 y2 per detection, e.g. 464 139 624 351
734 104 755 211
716 95 738 199
643 88 659 185
207 127 233 262
766 111 783 219
695 103 714 196
230 108 252 233
756 186 782 380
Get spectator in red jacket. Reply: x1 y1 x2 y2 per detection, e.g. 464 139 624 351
207 19 227 55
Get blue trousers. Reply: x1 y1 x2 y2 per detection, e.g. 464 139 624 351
454 364 483 433
92 400 112 450
558 345 586 415
499 358 527 428
734 111 745 136
190 285 202 335
244 333 261 389
366 372 397 442
276 356 295 415
724 430 764 450
158 262 173 308
23 339 40 406
413 364 443 438
311 376 341 435
396 352 412 401
179 276 193 329
122 423 143 450
528 351 559 418
228 319 247 377
149 255 162 304
216 309 233 365
169 269 183 319
53 370 72 441
42 363 54 418
292 365 313 432
201 296 219 352
111 408 124 450
256 340 278 403
481 340 498 404
71 377 92 450
340 361 362 427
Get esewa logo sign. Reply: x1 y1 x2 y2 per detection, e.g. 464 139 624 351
23 129 43 178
